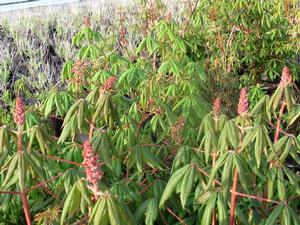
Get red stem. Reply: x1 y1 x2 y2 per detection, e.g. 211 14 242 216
193 163 284 205
17 126 22 154
43 155 82 166
88 115 95 140
166 207 187 225
264 100 286 216
229 168 239 225
274 100 286 143
27 173 64 192
0 191 20 195
17 126 32 225
20 192 32 225
212 153 217 225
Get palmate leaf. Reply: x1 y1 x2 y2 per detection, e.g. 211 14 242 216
201 192 217 225
108 196 137 225
268 136 289 161
207 152 229 189
60 181 82 225
250 95 269 117
283 167 300 195
282 207 292 225
241 127 257 150
41 91 56 118
90 193 136 225
277 167 286 201
59 98 91 143
94 93 118 128
233 153 250 193
18 153 26 190
27 125 54 154
265 205 284 225
91 197 109 225
159 164 190 208
118 65 146 89
110 182 140 202
134 199 152 222
180 165 195 208
2 153 19 188
227 120 239 149
221 153 234 202
24 111 42 130
62 100 81 127
61 60 73 81
24 151 46 180
288 206 300 225
0 126 9 153
158 59 172 74
287 105 300 126
217 193 228 225
200 130 218 163
268 86 284 113
127 146 165 173
235 206 250 225
145 198 159 225
198 113 214 136
107 198 122 225
99 132 114 169
76 180 92 205
254 127 264 167
145 36 160 55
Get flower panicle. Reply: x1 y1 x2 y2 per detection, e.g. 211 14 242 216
14 96 25 126
101 76 118 93
120 27 127 47
83 140 103 186
83 16 91 28
279 66 292 87
71 60 86 78
166 12 172 23
237 88 248 116
213 97 221 118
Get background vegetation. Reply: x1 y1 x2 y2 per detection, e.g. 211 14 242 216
0 0 299 224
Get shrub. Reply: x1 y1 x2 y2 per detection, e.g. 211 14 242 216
0 1 299 224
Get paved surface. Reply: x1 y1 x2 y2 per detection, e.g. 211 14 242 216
0 0 81 12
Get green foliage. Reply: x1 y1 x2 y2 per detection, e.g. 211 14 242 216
0 1 300 224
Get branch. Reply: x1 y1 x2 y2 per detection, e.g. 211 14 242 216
193 163 286 206
166 207 187 225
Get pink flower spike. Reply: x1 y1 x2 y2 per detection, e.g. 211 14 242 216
14 96 25 126
213 97 221 118
237 88 248 116
83 140 103 187
279 66 292 87
101 76 118 93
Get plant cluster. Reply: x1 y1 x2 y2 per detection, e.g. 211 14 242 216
0 0 300 225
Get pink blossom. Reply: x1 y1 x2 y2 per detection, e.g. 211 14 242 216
279 66 292 87
83 140 103 186
237 88 248 116
14 96 25 126
101 76 118 93
213 97 221 118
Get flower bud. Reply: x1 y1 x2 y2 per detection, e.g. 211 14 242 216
279 66 292 87
83 16 91 28
72 60 86 78
213 97 221 118
166 12 172 24
101 76 118 93
14 96 25 126
237 88 248 116
83 140 103 186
